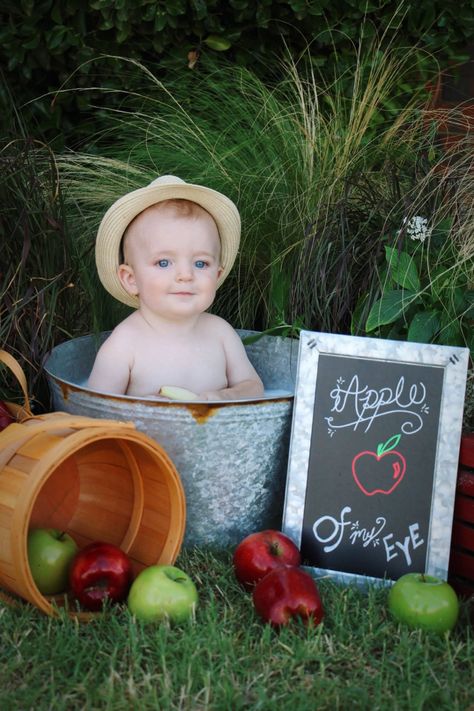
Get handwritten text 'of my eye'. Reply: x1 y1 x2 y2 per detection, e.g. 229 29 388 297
312 506 424 567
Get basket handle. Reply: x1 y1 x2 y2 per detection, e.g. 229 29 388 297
0 350 33 419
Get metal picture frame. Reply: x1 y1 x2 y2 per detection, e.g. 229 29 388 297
282 331 469 586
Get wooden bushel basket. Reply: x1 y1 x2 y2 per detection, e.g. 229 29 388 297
0 350 186 620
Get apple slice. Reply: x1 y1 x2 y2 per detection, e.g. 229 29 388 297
160 385 199 401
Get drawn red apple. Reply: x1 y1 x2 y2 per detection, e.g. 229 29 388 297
351 434 406 496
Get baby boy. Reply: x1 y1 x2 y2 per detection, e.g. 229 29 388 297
87 175 264 401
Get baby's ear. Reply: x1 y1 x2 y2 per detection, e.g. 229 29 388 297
118 263 139 296
217 265 224 279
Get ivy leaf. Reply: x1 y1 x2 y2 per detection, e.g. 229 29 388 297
407 310 440 343
385 247 421 292
365 290 418 331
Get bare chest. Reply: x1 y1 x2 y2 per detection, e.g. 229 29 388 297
127 337 227 396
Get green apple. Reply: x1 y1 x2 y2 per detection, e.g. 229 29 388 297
159 385 198 401
127 565 198 623
27 528 79 595
388 572 459 634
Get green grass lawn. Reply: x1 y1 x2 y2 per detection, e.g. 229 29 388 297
1 547 473 711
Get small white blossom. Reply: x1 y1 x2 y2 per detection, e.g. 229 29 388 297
400 215 432 243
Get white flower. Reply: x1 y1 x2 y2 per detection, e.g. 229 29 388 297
400 216 432 243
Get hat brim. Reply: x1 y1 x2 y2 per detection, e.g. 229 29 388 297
95 179 241 307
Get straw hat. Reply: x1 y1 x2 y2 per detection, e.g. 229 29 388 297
95 175 241 308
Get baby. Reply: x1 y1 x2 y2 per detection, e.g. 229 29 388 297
87 175 264 400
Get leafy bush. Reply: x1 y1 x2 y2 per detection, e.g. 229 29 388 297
356 136 474 355
55 40 449 337
1 1 473 143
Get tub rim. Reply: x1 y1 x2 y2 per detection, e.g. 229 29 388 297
44 332 295 406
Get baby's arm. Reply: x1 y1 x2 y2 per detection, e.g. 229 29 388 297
87 331 132 395
200 323 264 401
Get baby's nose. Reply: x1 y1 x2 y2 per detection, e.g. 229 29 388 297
176 261 193 280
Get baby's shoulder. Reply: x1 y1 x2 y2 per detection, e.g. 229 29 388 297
102 314 141 347
198 314 245 351
199 312 236 337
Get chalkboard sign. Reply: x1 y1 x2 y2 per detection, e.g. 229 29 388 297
282 331 469 586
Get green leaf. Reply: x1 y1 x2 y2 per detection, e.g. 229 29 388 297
351 293 370 335
452 287 468 316
407 310 440 343
377 434 401 456
464 291 474 319
203 35 232 51
385 246 420 291
437 312 463 346
46 25 68 51
241 324 296 345
431 217 452 248
465 330 474 358
430 269 450 304
50 5 62 24
191 0 208 20
22 36 40 49
365 290 418 332
154 13 167 31
116 28 130 43
269 265 291 324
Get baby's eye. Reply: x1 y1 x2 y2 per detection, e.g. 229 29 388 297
157 259 169 268
194 260 208 269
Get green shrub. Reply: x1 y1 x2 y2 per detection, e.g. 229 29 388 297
354 134 474 356
1 1 473 143
55 40 449 337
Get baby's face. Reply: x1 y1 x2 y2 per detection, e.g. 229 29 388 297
118 203 223 321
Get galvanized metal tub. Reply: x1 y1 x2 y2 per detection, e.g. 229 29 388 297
44 331 297 548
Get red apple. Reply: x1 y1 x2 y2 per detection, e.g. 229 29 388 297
69 541 133 611
233 530 301 590
352 434 406 496
0 401 14 432
252 566 324 627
